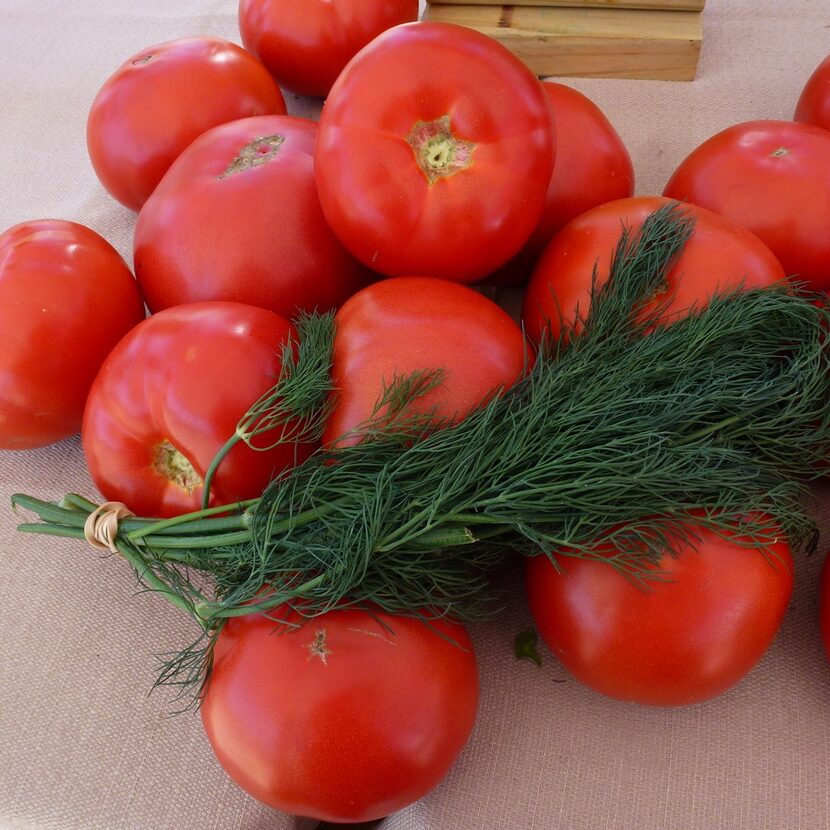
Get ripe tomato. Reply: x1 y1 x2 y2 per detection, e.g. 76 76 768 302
239 0 419 98
530 83 634 256
795 54 830 132
82 302 313 517
820 553 830 661
323 277 528 447
201 604 478 822
522 196 785 344
134 116 368 319
0 220 144 451
87 37 285 211
315 22 554 283
663 120 830 291
526 525 794 706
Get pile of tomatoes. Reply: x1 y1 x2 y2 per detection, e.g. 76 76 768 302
3 2 830 822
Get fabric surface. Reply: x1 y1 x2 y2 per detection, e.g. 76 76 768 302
1 1 830 828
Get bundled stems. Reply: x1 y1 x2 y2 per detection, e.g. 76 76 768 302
13 205 830 697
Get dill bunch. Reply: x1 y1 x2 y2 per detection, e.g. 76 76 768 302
14 205 830 695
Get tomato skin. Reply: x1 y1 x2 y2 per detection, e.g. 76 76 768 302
820 553 830 661
315 22 555 283
82 302 312 517
483 83 634 287
531 83 634 255
239 0 419 98
0 220 145 451
526 526 794 706
663 120 830 291
522 196 785 344
795 55 830 132
201 604 478 822
323 277 528 447
134 116 369 318
87 37 285 211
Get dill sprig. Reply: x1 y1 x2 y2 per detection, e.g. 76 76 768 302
14 205 830 697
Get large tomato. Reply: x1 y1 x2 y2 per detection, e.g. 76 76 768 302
323 277 528 447
484 82 634 286
201 604 478 822
239 0 419 98
663 120 830 291
526 525 794 706
820 552 830 661
530 82 634 256
82 302 313 517
0 220 144 451
134 116 368 318
315 22 555 282
87 37 285 211
522 196 785 344
795 54 830 132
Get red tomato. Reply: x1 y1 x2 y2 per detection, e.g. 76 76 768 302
663 120 830 291
531 83 634 255
483 82 634 286
134 116 368 318
201 604 478 822
795 54 830 132
315 22 555 283
324 277 528 447
522 196 785 344
526 525 794 706
82 302 312 517
87 37 285 211
820 553 830 661
239 0 419 98
0 220 144 450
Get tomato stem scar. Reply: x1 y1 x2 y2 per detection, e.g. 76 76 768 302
407 116 475 186
154 440 203 494
770 146 790 158
220 134 285 179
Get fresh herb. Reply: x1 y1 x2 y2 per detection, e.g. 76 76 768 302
14 205 830 697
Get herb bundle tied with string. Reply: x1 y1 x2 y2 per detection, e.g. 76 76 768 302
14 205 830 698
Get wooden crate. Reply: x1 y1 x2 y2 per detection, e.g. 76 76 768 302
422 5 703 81
428 0 705 9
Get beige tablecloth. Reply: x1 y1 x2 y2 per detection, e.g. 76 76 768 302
2 1 830 828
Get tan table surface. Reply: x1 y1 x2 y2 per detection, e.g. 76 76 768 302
2 1 830 828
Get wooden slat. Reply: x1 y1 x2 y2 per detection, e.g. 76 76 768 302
422 5 703 81
428 0 705 10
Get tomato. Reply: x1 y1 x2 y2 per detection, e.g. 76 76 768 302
663 120 830 291
87 37 285 211
522 196 785 344
315 22 555 283
323 277 528 447
820 552 830 661
201 604 478 822
134 116 369 318
530 83 634 256
82 302 313 517
0 220 144 451
483 82 634 287
526 525 794 706
239 0 419 98
795 54 830 132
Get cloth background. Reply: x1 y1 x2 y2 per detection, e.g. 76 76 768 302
1 1 830 828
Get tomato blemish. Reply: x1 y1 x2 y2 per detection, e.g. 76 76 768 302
407 116 476 186
307 629 332 664
220 134 285 179
770 146 790 158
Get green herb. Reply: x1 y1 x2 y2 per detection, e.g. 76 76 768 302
14 205 830 699
514 628 543 668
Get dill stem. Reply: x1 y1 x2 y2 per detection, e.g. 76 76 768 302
199 432 242 511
